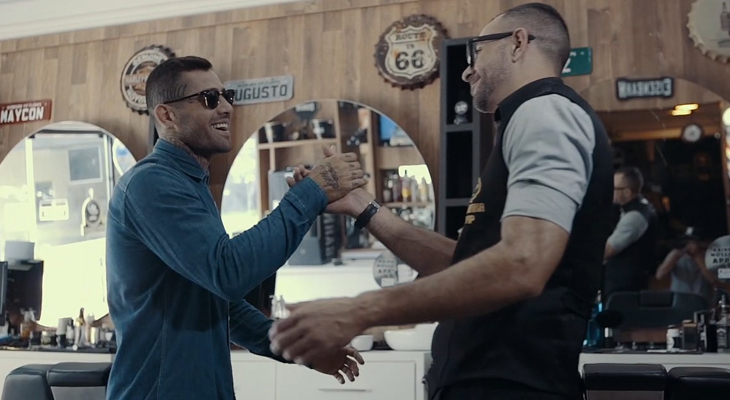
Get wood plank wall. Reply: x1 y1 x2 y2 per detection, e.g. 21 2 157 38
1 0 729 205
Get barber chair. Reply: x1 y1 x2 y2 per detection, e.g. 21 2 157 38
1 362 111 400
582 363 666 400
604 291 709 330
665 366 730 400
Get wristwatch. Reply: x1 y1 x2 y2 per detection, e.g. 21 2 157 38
354 200 381 230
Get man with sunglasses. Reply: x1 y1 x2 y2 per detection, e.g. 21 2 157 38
105 56 367 400
268 3 613 400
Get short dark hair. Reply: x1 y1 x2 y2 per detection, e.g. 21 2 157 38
145 56 213 114
616 166 644 194
500 3 571 73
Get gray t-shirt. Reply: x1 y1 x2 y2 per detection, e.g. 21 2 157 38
670 254 714 302
501 94 595 233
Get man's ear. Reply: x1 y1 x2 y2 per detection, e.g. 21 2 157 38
510 28 530 62
153 104 177 129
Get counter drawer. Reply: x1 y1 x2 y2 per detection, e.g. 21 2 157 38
276 361 416 400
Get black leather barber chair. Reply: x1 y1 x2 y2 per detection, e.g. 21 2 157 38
583 363 666 400
665 366 730 400
1 362 111 400
604 290 708 329
1 364 55 400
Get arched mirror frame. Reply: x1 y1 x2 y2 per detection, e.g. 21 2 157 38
0 120 136 328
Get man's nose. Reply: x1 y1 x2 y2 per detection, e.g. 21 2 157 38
218 98 233 114
462 66 475 83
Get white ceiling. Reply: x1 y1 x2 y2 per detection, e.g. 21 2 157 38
0 0 306 41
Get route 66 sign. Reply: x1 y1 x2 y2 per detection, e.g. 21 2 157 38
375 15 448 90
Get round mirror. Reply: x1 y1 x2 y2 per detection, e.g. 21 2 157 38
221 99 435 240
220 100 435 304
0 121 136 328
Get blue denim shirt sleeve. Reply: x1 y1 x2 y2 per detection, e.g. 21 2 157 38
228 300 290 363
123 165 328 301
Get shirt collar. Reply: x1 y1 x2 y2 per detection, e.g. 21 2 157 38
153 139 209 182
494 77 564 124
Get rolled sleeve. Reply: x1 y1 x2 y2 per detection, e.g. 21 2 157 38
501 94 596 233
606 210 649 253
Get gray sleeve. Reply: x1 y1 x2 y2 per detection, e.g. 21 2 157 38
501 94 596 233
606 211 649 253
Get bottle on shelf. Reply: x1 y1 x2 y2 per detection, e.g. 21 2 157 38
716 294 729 353
583 291 603 349
410 176 419 203
401 170 411 203
419 178 430 203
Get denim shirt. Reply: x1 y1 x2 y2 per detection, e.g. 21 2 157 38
105 139 327 400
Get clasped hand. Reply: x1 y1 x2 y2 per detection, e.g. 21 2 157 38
290 146 368 204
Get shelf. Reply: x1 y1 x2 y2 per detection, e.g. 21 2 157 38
445 123 474 133
258 138 338 150
384 202 433 208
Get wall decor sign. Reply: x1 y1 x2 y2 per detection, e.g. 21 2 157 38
120 45 176 114
616 77 674 101
0 99 52 126
374 14 449 90
224 75 294 106
688 0 730 63
561 47 592 77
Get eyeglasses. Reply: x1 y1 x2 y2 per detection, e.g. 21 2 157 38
466 31 536 68
163 89 236 110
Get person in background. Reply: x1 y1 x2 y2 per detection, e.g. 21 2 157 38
603 166 658 297
105 56 365 400
655 226 720 304
269 3 614 399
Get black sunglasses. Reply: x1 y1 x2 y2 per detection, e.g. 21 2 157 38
466 31 536 68
163 88 236 110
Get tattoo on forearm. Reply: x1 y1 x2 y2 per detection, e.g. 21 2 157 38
319 163 339 188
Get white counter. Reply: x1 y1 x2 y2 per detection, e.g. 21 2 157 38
0 349 431 400
0 349 726 399
579 351 730 371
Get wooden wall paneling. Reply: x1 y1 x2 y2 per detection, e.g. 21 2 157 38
1 0 730 207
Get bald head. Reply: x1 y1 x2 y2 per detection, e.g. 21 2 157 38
496 3 571 74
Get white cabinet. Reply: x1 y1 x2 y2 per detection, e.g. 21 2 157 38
230 350 431 400
276 361 415 400
231 359 276 400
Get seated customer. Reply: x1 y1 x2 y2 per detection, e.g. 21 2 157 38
655 227 719 304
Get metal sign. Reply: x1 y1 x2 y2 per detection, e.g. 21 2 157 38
561 47 592 77
616 77 674 101
120 45 175 115
224 75 294 106
374 14 448 90
0 99 52 126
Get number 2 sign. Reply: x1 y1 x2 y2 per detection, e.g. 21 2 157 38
375 15 449 90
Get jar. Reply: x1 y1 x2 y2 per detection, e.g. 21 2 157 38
667 326 681 350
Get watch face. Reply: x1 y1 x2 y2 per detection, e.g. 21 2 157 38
683 124 703 143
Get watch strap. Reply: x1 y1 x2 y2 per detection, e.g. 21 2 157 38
354 201 381 230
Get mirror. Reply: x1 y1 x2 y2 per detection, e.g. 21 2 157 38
221 100 435 245
0 121 136 328
585 102 729 348
220 100 435 305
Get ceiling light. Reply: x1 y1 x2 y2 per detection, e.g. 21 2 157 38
675 104 699 111
671 109 692 116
